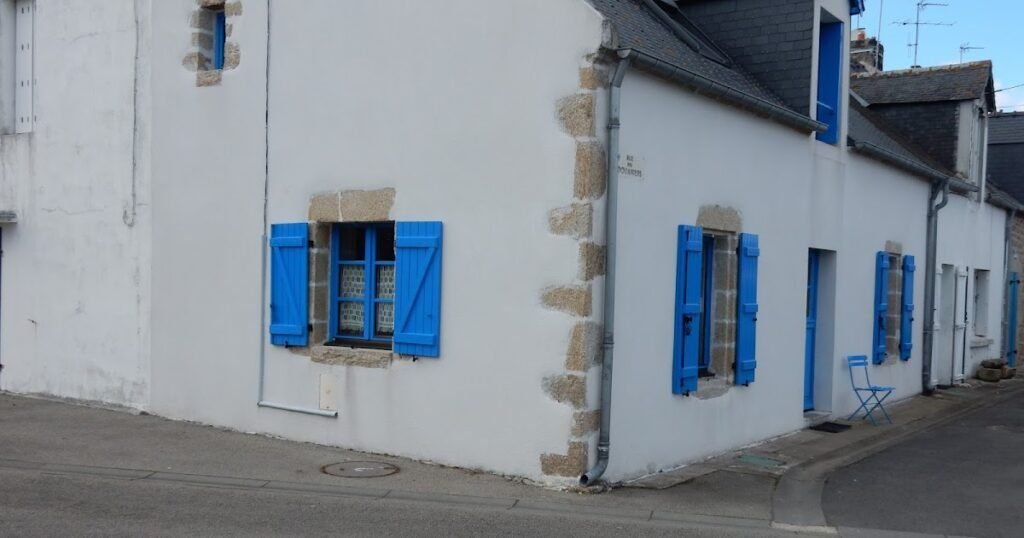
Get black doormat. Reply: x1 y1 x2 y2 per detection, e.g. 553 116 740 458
810 422 852 433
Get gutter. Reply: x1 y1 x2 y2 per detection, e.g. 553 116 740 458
620 49 827 135
581 53 632 486
850 141 979 194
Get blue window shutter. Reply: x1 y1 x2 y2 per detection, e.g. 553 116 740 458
872 251 890 364
394 222 443 357
673 225 703 395
269 223 309 347
735 233 759 386
899 255 916 361
816 22 843 145
1009 273 1020 367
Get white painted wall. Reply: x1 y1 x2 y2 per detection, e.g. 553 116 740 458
146 0 606 481
609 72 817 480
0 0 151 406
605 70 1007 481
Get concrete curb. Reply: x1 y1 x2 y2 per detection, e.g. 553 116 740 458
770 382 1024 531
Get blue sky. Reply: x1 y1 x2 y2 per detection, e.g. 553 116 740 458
854 0 1024 112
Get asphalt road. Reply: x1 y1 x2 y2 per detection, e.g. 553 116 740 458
0 469 796 537
823 391 1024 538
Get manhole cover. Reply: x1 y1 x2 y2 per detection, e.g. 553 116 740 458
321 461 399 478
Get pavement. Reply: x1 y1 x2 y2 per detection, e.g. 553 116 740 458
1 378 1022 536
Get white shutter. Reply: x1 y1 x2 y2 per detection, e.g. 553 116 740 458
14 0 33 133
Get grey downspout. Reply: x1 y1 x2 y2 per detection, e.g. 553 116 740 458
580 53 632 486
255 0 336 418
922 179 950 394
1001 208 1016 361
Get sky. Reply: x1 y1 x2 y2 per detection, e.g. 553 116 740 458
853 0 1024 112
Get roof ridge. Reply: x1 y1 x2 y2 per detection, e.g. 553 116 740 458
851 60 992 79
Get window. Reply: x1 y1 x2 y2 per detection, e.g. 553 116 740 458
330 223 396 348
673 226 759 395
974 269 990 336
197 5 226 71
696 233 738 378
885 253 902 357
268 220 444 358
872 251 916 363
816 16 843 144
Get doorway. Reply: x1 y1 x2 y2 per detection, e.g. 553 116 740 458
936 265 955 386
952 268 969 383
804 250 821 411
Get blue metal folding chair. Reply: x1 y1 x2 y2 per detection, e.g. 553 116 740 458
847 355 894 425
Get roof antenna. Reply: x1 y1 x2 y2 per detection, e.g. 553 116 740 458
959 42 984 64
893 1 954 68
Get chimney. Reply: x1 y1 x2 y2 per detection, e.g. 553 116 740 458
850 31 884 73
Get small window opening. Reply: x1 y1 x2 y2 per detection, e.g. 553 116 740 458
198 6 226 71
330 222 396 349
974 269 990 337
816 13 844 144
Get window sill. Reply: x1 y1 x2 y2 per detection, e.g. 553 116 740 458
970 337 994 349
311 345 393 369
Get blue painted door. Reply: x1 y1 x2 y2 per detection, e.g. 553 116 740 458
804 250 820 411
1009 272 1020 367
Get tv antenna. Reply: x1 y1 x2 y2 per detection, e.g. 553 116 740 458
893 1 954 67
959 42 984 63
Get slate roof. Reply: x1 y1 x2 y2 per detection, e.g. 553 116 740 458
587 0 786 108
847 98 955 178
850 61 996 109
990 112 1024 145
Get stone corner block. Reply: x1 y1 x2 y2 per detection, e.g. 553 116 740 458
566 321 603 372
541 285 592 317
196 70 222 87
574 141 608 200
311 346 393 369
223 42 241 70
557 94 596 138
224 1 243 16
340 188 396 222
548 203 592 239
309 192 341 222
579 66 608 90
578 242 606 281
571 410 601 437
697 205 742 234
540 441 589 477
543 374 586 409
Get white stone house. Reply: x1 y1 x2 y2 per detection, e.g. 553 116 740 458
0 0 1015 486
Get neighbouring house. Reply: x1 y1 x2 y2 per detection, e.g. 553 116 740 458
987 112 1024 368
851 61 1015 388
0 0 1017 486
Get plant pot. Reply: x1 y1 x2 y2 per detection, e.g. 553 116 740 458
978 367 1002 382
